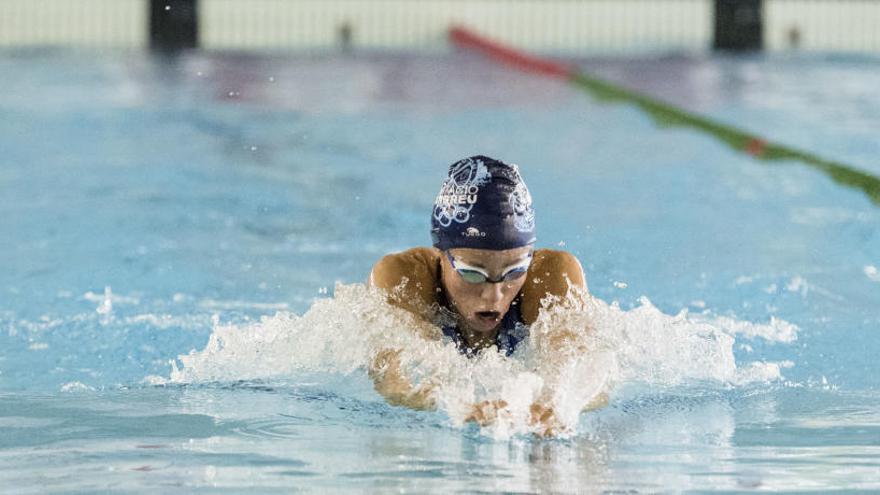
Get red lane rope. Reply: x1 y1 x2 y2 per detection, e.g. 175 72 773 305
745 137 768 157
449 26 574 79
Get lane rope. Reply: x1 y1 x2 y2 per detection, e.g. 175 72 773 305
449 26 880 206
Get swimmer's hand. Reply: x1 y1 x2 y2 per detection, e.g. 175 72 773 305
464 399 509 426
369 348 437 410
463 400 570 438
528 403 568 438
584 391 609 411
528 393 609 436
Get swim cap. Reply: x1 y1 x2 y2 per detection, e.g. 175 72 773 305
431 155 536 251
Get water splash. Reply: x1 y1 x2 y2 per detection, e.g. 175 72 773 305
161 283 798 438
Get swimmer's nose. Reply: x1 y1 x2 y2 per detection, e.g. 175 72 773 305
479 281 504 305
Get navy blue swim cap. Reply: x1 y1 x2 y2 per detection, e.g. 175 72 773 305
431 155 536 251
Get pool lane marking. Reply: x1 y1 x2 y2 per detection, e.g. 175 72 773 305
449 26 880 206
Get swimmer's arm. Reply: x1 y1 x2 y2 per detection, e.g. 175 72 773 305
367 249 442 409
521 249 588 350
368 349 437 410
522 251 610 429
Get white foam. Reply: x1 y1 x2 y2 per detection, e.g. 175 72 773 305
692 314 799 343
583 296 795 387
784 276 843 301
786 276 808 296
124 314 199 329
167 283 797 438
198 299 290 311
83 286 140 309
790 206 871 226
141 374 170 386
60 381 95 393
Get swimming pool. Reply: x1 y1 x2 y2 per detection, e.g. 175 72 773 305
1 48 879 492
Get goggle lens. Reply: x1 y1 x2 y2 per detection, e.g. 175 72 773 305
458 269 489 284
447 252 532 285
501 267 528 282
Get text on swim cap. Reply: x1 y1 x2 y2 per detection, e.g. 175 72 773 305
434 184 479 206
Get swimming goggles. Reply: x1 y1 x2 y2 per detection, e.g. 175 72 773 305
445 251 532 284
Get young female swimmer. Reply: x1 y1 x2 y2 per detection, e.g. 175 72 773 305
368 155 604 435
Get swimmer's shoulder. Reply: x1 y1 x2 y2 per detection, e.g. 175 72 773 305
520 249 586 325
369 247 441 288
369 247 441 318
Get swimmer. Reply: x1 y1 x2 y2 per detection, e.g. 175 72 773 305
368 155 602 435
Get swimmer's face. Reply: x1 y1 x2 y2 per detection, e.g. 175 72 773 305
441 246 532 334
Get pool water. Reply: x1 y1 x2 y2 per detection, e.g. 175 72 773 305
1 48 879 492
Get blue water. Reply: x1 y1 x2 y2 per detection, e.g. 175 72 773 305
1 49 879 492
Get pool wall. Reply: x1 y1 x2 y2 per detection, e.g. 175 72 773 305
2 0 880 53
